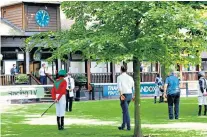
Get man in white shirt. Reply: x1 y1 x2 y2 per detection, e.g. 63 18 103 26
39 63 47 85
64 72 75 112
117 65 134 131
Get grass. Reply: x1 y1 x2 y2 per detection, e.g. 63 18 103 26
1 97 207 137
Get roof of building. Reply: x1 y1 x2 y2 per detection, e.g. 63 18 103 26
0 17 44 36
0 18 24 36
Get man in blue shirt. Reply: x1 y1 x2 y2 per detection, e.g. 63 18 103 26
164 71 180 120
10 64 19 75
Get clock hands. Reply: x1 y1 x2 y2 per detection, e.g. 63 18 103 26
42 12 45 21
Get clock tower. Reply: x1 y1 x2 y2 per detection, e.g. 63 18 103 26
1 2 61 76
1 2 60 32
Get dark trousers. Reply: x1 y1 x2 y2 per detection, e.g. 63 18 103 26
66 90 73 111
40 76 47 85
167 92 180 119
120 94 132 129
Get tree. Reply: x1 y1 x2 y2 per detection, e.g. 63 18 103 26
26 2 207 137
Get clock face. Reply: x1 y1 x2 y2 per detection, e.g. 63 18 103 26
35 10 50 27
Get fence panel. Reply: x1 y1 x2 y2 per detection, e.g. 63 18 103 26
0 75 15 85
91 73 111 83
182 71 198 81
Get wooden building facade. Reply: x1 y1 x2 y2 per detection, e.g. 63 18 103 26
1 2 60 31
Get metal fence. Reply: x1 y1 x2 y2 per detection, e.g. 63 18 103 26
90 81 199 101
0 81 200 105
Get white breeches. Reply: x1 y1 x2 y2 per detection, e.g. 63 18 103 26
198 96 207 105
154 86 162 97
56 94 66 117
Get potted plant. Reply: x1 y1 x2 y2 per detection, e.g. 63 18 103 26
74 74 87 101
15 74 29 85
74 74 87 86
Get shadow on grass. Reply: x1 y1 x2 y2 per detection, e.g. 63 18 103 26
120 135 158 137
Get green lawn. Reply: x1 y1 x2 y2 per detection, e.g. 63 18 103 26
1 98 207 137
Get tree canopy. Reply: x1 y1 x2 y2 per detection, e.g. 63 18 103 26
27 1 207 68
26 2 207 137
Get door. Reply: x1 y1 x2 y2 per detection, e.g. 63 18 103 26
16 61 24 74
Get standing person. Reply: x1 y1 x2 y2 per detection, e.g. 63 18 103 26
197 71 207 116
117 65 134 131
51 70 67 130
10 64 19 75
164 71 181 120
39 63 47 85
10 64 19 84
154 73 163 103
64 72 75 112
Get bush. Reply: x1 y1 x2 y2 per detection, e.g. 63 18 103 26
74 74 87 83
15 74 29 84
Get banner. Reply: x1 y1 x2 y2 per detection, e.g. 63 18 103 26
103 83 157 97
0 86 45 100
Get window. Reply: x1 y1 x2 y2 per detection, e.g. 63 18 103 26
70 62 85 73
17 53 24 61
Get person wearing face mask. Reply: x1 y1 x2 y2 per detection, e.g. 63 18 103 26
10 64 19 84
10 64 19 75
64 71 75 112
197 71 207 116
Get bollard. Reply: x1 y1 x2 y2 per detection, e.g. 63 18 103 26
92 84 95 100
89 90 91 100
99 85 101 100
186 82 189 97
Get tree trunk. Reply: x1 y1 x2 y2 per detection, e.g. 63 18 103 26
161 65 168 80
133 57 142 137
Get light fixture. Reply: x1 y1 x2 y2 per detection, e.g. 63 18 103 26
15 49 19 52
0 54 3 61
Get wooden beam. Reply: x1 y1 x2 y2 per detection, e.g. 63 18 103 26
196 65 200 71
155 62 159 73
28 74 41 85
85 60 91 91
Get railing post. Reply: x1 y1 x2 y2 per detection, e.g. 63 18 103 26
186 82 189 97
29 74 31 85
